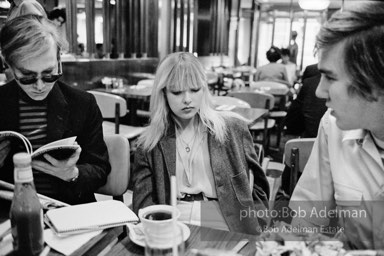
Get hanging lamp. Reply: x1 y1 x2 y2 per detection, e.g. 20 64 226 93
298 0 330 10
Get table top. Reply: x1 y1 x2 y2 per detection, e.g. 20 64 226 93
0 200 258 256
127 72 156 79
94 86 152 99
231 107 268 127
235 85 289 96
233 65 257 74
108 224 258 256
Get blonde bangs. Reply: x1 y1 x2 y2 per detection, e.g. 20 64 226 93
165 58 206 91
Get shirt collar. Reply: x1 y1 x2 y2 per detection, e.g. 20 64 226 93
342 129 367 145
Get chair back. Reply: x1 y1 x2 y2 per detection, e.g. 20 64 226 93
88 90 127 118
212 96 251 108
283 138 315 194
206 71 219 83
228 91 275 110
97 134 130 200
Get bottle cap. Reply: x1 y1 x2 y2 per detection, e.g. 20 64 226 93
13 153 33 183
13 152 31 165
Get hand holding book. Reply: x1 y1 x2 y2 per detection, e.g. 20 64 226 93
0 131 81 181
32 145 81 182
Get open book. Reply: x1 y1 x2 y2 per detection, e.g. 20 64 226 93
0 131 79 161
45 200 139 236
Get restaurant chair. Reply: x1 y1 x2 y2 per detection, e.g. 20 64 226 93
212 95 251 109
228 91 275 152
284 138 315 195
134 79 153 119
250 81 288 148
206 71 219 91
88 90 145 140
206 71 227 95
97 134 130 202
254 140 284 204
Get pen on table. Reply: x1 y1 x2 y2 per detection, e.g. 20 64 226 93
39 245 50 256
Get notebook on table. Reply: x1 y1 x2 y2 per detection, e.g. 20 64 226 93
45 200 139 236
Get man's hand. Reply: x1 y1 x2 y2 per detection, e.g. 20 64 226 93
32 146 82 181
0 139 11 168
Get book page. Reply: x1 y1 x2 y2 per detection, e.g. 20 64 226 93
0 131 32 154
32 145 80 160
44 228 102 255
32 136 79 160
46 200 139 236
36 136 77 151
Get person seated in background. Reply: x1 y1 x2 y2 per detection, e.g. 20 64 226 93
255 46 290 86
289 1 384 249
284 63 326 138
271 63 326 212
132 52 269 234
48 8 66 27
288 31 298 65
77 43 85 57
280 48 297 86
0 15 110 204
7 0 46 21
95 43 105 59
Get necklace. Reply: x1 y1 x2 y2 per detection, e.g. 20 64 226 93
177 127 197 153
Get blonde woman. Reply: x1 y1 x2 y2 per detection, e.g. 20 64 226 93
132 52 269 234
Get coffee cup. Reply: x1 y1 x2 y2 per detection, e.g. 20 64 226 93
138 205 181 246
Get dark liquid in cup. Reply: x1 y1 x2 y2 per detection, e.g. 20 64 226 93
144 211 172 220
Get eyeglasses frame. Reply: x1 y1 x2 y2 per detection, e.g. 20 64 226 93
12 48 63 85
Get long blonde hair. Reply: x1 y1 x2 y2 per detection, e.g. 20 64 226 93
137 52 237 152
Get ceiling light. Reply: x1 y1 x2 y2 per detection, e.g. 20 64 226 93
0 0 10 9
298 0 330 10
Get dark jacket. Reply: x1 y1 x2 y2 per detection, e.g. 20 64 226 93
0 80 110 204
132 117 269 234
301 63 319 81
284 73 327 138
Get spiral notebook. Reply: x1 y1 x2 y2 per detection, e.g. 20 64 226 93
45 200 139 236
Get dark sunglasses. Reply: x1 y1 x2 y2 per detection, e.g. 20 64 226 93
13 58 62 85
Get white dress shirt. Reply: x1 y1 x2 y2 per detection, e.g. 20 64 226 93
289 109 384 249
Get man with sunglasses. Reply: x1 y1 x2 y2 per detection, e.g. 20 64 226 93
0 15 110 205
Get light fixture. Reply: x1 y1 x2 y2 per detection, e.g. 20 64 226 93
0 0 10 9
298 0 330 10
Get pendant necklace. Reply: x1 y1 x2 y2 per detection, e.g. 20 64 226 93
177 127 197 153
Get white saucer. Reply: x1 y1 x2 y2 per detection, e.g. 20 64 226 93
127 222 190 247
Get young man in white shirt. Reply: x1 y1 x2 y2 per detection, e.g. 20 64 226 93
289 1 384 250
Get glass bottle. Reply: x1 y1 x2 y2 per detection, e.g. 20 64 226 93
10 153 44 256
